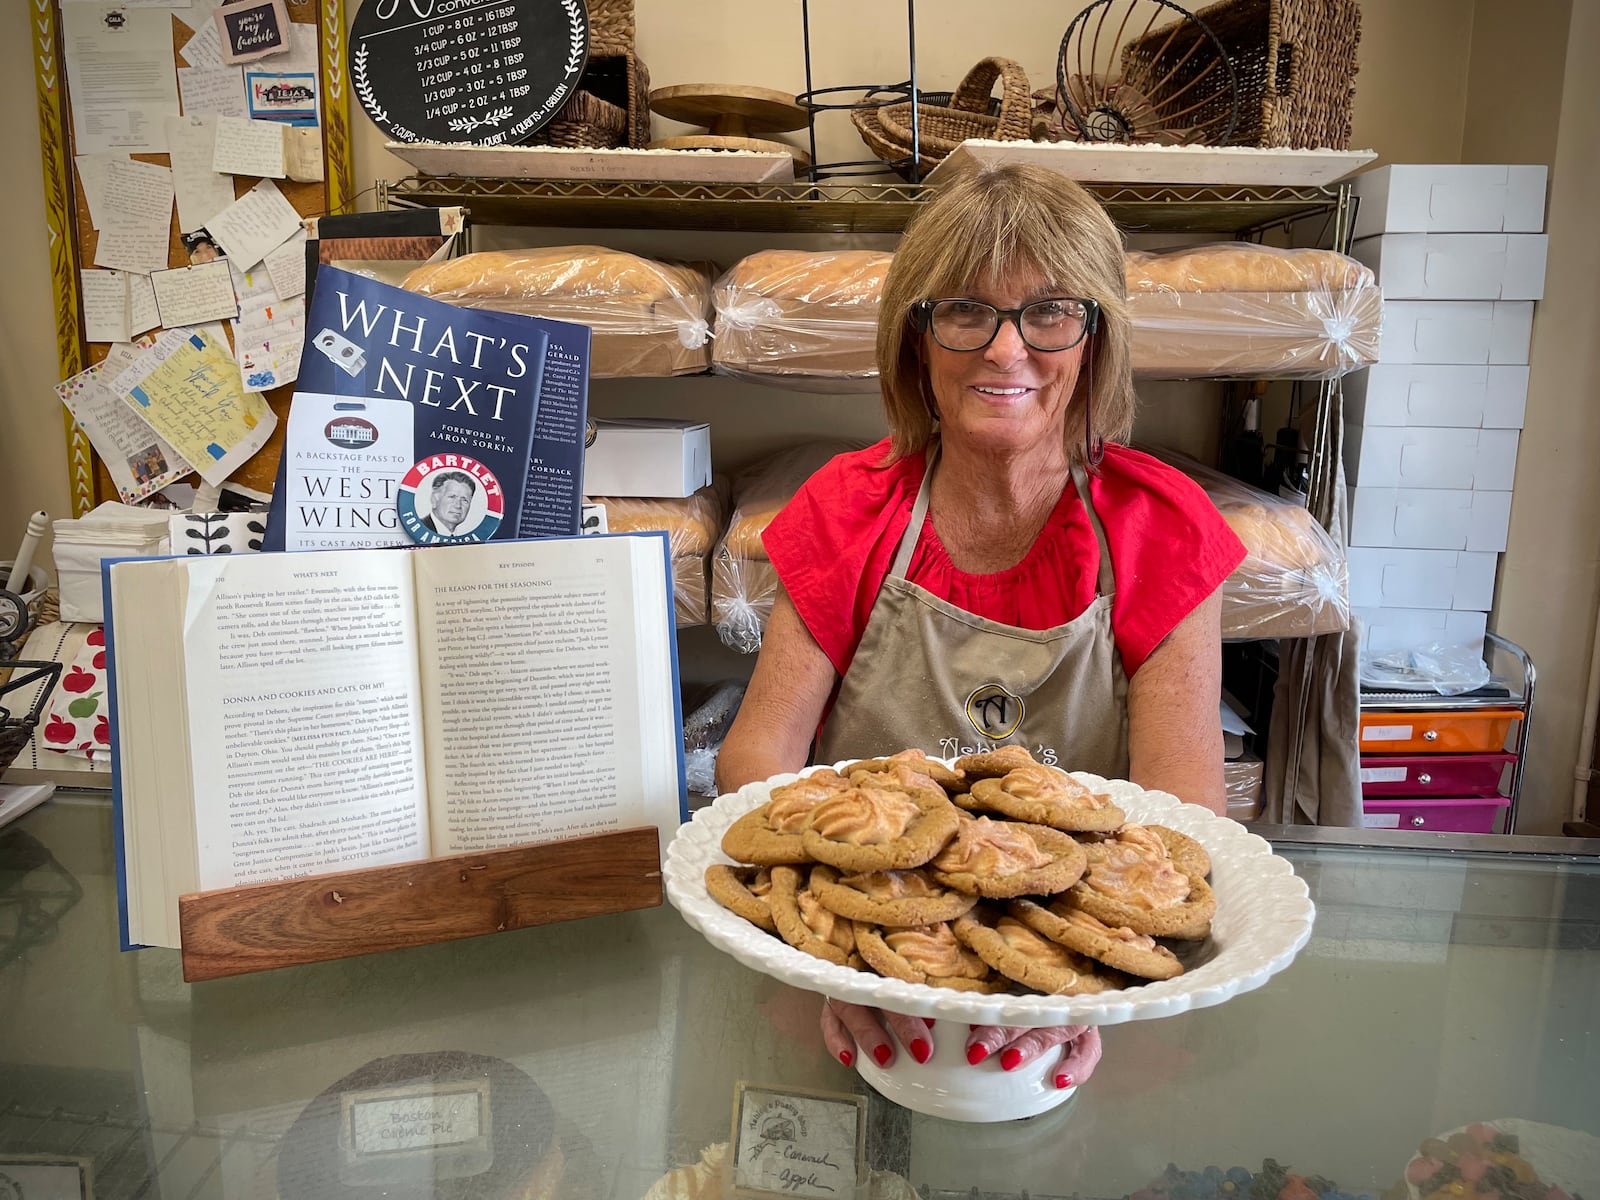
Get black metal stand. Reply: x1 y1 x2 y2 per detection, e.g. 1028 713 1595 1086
794 0 923 182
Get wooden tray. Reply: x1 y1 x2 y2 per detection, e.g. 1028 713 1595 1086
386 142 795 183
925 140 1377 187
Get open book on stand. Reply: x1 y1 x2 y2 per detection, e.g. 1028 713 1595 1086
105 533 685 950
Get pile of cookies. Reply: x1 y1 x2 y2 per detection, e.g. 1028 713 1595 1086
704 747 1216 997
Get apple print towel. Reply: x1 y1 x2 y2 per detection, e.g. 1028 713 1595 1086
41 628 110 760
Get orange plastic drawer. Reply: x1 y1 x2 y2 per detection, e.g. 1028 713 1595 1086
1358 708 1522 754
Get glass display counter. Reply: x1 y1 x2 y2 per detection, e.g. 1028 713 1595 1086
1 793 1596 1200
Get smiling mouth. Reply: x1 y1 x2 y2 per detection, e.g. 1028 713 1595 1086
971 385 1033 397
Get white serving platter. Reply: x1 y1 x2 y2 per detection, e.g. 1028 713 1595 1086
384 142 796 184
926 139 1378 187
664 764 1316 1030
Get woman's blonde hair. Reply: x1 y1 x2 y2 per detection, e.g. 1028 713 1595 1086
877 164 1134 464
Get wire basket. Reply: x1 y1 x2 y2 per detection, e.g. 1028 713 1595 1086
0 661 62 775
1128 0 1361 148
852 58 1031 173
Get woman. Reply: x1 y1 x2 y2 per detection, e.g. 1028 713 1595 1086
716 165 1246 1083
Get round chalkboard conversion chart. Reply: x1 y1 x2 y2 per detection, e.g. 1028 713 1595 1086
350 0 588 144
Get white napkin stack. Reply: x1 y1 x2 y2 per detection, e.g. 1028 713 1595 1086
52 502 172 624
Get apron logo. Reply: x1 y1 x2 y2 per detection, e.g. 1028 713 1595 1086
965 684 1024 740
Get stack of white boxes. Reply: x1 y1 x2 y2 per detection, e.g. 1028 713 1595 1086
1343 165 1549 658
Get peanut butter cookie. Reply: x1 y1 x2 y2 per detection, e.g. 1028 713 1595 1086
962 764 1126 833
953 745 1038 780
704 864 779 934
768 864 857 966
808 864 978 926
800 779 961 872
852 920 1010 992
953 909 1124 995
720 768 853 865
1067 824 1216 940
843 749 966 794
928 815 1088 899
1008 898 1184 981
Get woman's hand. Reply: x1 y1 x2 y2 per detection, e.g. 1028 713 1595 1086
820 1000 1102 1089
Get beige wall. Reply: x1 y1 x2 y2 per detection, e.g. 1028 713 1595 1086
1474 0 1600 833
3 2 1596 828
0 10 71 581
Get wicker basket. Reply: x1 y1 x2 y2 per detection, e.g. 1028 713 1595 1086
587 0 635 56
852 58 1032 171
529 51 651 149
1123 0 1360 148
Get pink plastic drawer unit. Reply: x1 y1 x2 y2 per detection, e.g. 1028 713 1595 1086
1361 796 1511 834
1359 753 1515 798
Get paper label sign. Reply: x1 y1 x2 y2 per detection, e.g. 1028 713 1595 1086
1361 725 1413 742
214 0 290 64
1361 812 1403 828
1360 766 1409 784
732 1085 865 1200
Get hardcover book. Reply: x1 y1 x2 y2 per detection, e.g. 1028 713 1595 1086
105 534 686 949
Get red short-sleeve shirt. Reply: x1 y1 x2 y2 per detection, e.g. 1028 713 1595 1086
762 440 1246 680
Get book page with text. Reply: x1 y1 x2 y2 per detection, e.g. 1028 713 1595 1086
180 550 430 889
412 536 681 855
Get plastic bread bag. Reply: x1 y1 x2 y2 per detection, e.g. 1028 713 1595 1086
586 480 730 627
682 679 747 797
1142 445 1350 639
710 250 892 393
1359 641 1492 697
1125 243 1382 380
401 246 714 378
1223 756 1264 821
711 440 863 653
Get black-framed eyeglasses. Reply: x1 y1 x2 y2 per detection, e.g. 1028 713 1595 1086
912 296 1100 353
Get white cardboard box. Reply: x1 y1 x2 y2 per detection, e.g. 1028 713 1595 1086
1347 547 1498 611
1354 606 1489 656
1344 425 1519 491
584 418 712 498
1351 233 1547 301
1348 486 1513 552
1350 164 1547 239
1343 364 1528 429
1380 301 1534 365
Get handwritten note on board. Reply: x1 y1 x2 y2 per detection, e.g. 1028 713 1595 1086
58 342 194 505
207 178 300 269
81 270 131 343
178 66 249 120
74 154 118 231
130 273 161 338
262 228 307 299
212 116 286 177
93 160 175 276
110 328 276 486
151 260 240 327
165 115 239 235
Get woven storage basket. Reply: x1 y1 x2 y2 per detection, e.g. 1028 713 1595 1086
529 51 651 149
852 58 1031 171
587 0 635 55
1122 0 1360 148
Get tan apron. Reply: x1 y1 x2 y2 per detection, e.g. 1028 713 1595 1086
816 446 1130 775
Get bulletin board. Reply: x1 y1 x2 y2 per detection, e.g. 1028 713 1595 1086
31 0 357 516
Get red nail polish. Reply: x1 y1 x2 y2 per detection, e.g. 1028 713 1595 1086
839 1050 854 1067
1000 1048 1023 1071
925 1019 935 1028
1054 1073 1073 1089
966 1044 989 1065
969 1024 980 1031
872 1044 892 1067
910 1038 931 1064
